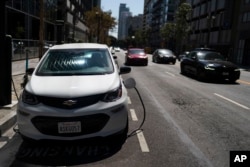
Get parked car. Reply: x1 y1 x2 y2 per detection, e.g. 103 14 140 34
178 51 189 61
125 48 148 66
114 47 120 52
17 43 132 141
152 49 176 64
180 50 240 82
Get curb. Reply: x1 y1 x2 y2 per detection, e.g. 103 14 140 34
0 103 17 137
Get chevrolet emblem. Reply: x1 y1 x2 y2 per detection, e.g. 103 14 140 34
63 100 77 106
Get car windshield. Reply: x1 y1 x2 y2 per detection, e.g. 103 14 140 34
129 49 144 54
159 49 173 54
197 52 225 61
36 49 114 76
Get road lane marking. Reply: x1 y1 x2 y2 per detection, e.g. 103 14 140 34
137 131 150 152
237 80 250 85
165 71 175 77
130 109 138 121
127 97 131 104
143 87 214 166
214 93 250 110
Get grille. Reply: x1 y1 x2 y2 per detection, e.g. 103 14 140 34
37 94 104 109
31 114 110 137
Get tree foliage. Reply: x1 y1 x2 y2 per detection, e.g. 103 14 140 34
160 2 192 52
84 7 117 44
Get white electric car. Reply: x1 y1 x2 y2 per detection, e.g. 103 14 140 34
17 43 131 141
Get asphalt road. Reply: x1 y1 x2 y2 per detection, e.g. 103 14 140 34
0 50 250 167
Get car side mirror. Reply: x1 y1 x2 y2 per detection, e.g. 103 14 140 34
124 78 136 89
26 68 35 75
119 66 131 75
21 68 35 88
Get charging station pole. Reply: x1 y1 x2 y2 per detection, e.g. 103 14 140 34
0 0 12 106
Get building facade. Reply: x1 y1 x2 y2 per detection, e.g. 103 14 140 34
187 0 250 65
143 0 180 49
5 0 100 60
118 4 131 40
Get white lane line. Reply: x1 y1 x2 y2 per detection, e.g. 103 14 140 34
165 71 175 77
137 131 150 152
127 97 131 104
130 109 138 121
214 93 250 110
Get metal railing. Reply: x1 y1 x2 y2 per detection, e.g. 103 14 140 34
12 39 56 61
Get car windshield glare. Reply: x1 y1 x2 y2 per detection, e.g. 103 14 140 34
36 49 114 76
197 52 225 61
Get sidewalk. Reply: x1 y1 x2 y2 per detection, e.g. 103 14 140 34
0 58 39 136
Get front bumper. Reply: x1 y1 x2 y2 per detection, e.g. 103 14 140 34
17 96 129 141
203 69 240 81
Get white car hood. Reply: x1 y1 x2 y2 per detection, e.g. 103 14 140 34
26 73 120 98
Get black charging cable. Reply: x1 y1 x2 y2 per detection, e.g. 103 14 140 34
127 86 146 137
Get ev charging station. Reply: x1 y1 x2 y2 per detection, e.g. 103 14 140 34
0 1 12 106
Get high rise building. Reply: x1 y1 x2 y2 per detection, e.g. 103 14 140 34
187 0 250 65
118 4 132 40
144 0 180 48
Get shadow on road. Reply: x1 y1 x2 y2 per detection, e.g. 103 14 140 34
10 136 126 166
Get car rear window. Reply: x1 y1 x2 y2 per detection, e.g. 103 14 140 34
36 49 114 76
159 49 173 54
129 49 145 54
197 52 225 61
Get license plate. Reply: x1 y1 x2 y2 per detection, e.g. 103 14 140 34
58 121 81 133
222 72 229 76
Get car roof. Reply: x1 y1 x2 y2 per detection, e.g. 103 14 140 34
193 48 215 51
50 43 108 50
128 48 144 50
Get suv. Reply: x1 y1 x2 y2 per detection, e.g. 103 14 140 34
17 43 131 141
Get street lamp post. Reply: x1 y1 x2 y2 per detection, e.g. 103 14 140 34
96 12 101 43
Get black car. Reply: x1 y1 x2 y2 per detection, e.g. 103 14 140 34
152 49 176 64
180 50 240 82
178 51 189 61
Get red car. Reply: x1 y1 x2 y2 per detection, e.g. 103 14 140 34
125 48 148 66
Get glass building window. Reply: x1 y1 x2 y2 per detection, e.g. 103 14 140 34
243 12 250 22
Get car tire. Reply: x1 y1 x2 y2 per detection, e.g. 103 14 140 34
196 68 205 81
154 57 158 63
180 64 186 75
229 78 237 83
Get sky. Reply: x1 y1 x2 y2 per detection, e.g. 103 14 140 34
101 0 144 37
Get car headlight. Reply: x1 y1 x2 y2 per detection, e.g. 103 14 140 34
204 64 215 70
22 89 39 105
102 85 122 102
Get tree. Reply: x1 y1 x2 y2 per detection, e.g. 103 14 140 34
160 22 176 50
160 2 192 53
175 2 192 52
84 7 116 44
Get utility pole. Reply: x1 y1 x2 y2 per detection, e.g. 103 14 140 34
39 0 44 59
0 0 12 106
